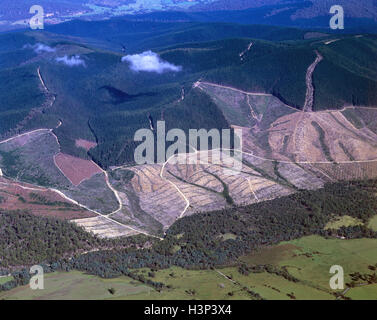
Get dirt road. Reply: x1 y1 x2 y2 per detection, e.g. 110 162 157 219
303 51 323 112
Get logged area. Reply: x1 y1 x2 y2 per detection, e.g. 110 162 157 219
54 153 102 186
0 177 94 220
75 139 97 151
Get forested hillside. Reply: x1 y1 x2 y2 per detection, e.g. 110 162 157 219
46 20 307 52
50 178 377 275
0 22 376 169
0 210 149 269
1 179 376 283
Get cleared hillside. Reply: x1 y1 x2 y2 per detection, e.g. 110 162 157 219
0 22 376 238
0 26 376 170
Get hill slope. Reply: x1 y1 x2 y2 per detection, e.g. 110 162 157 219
0 25 376 169
0 22 376 237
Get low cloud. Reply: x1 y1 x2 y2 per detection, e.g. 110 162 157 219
55 55 86 67
122 51 182 74
24 43 56 54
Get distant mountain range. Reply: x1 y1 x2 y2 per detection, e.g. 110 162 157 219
0 0 376 32
193 0 377 20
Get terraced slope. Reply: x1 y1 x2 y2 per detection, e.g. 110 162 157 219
105 148 324 235
197 81 377 162
96 79 377 237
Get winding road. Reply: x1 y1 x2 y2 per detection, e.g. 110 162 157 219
159 145 198 219
37 67 48 92
194 81 271 97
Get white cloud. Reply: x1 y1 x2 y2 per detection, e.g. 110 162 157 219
55 55 86 67
122 51 182 74
24 43 56 54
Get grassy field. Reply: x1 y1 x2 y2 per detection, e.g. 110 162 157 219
0 271 151 300
218 233 237 241
368 215 377 231
0 268 244 300
129 266 334 300
324 215 364 230
241 235 377 299
346 284 377 300
2 236 377 300
0 276 12 285
324 213 377 232
0 266 332 300
229 269 332 300
131 267 244 300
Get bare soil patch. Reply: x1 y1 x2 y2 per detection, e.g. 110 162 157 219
75 139 97 151
54 153 102 186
